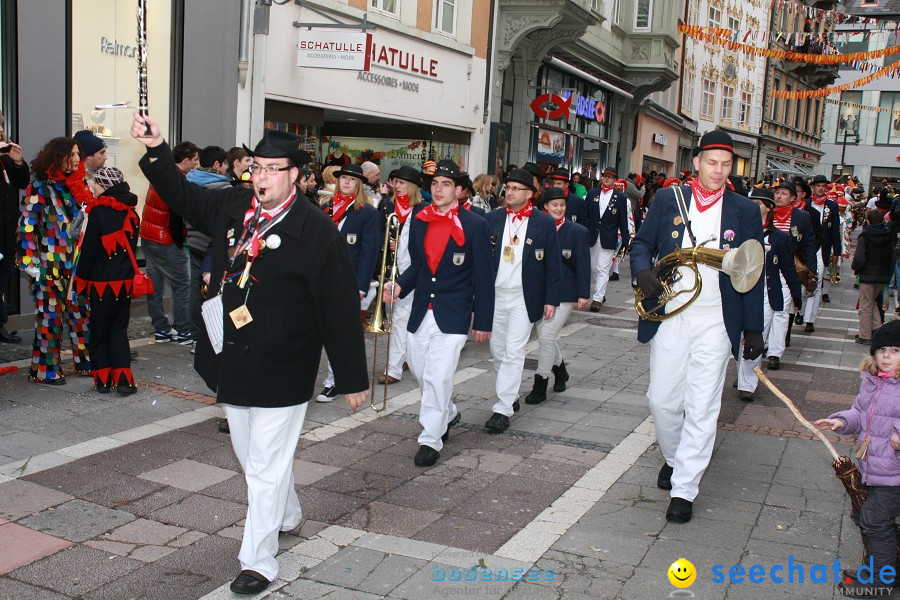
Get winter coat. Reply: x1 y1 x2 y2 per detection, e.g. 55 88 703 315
140 170 186 246
830 372 900 487
852 223 896 284
184 169 231 254
0 154 30 258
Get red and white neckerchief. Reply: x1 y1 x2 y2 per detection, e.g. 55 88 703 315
554 216 565 230
811 195 826 207
690 179 725 213
506 203 533 222
772 205 793 233
330 192 355 225
793 199 807 210
237 190 297 259
462 200 473 211
600 186 613 194
393 194 412 223
417 202 465 274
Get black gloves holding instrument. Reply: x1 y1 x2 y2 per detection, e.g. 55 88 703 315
635 268 665 299
743 330 764 360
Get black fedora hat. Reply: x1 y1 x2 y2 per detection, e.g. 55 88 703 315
505 168 537 192
288 149 311 167
774 181 797 196
459 172 475 195
522 162 543 180
811 174 831 185
432 159 462 181
335 163 367 182
542 187 567 203
692 130 736 158
548 168 570 181
243 129 301 159
393 165 422 187
748 187 775 207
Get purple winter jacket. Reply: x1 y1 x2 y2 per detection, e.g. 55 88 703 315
830 372 900 487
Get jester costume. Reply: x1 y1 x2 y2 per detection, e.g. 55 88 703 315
72 182 139 391
17 164 92 383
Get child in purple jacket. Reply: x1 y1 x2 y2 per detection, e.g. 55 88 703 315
816 320 900 595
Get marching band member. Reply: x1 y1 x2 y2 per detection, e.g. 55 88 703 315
546 168 586 225
630 130 765 524
457 173 486 217
523 187 589 404
318 163 380 402
586 167 629 311
384 159 494 467
379 165 427 385
609 178 636 281
484 168 561 432
737 189 802 401
799 174 842 332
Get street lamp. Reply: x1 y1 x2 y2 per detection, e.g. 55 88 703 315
837 112 860 174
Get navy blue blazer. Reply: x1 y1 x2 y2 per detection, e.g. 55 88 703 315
565 193 587 226
557 221 591 303
464 203 487 218
765 227 802 310
629 186 765 359
485 208 562 323
807 199 842 264
324 201 381 294
396 207 495 335
787 208 818 278
585 188 629 249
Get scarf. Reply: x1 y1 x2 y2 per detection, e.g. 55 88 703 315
600 186 613 194
878 371 895 379
417 203 465 274
506 203 533 222
462 200 473 211
393 194 412 223
690 179 725 213
330 192 355 225
812 195 826 206
773 205 793 232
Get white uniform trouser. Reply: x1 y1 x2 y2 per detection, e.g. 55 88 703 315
535 302 575 377
323 291 375 387
490 287 534 416
801 250 825 324
223 402 308 581
737 287 789 393
647 306 731 502
592 245 617 302
409 310 465 452
386 292 414 380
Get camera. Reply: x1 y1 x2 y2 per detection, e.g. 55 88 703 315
0 144 11 154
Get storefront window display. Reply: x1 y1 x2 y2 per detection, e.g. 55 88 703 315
71 0 173 204
319 136 468 176
265 120 320 161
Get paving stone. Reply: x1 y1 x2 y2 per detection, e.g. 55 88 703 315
0 577 71 600
168 529 209 548
277 578 381 599
297 442 373 468
8 545 143 596
305 546 388 588
379 474 477 513
659 514 755 552
444 449 525 474
311 468 404 500
0 479 73 521
449 473 569 527
18 499 135 543
83 539 136 556
113 482 192 517
528 443 608 467
552 524 652 566
356 553 428 595
413 515 520 554
191 445 243 472
86 430 225 476
0 522 72 575
503 582 564 599
149 494 246 534
617 565 728 600
139 458 237 492
340 500 441 538
104 518 187 546
297 487 369 523
83 561 222 600
751 506 843 551
199 474 248 505
22 459 137 497
293 460 342 486
128 544 178 562
508 457 590 486
576 503 667 536
154 532 242 580
351 452 434 480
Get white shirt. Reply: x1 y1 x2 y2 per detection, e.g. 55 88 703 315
668 196 724 311
495 214 526 290
598 189 613 215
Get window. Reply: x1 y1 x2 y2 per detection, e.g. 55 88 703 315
836 31 868 56
805 98 813 133
837 91 863 140
688 1 700 26
612 0 620 22
740 91 752 126
728 16 739 31
708 7 721 29
785 84 793 124
794 92 804 129
683 70 695 112
434 0 455 35
722 84 735 121
635 0 652 30
876 92 900 145
371 0 398 15
772 77 782 121
701 79 716 118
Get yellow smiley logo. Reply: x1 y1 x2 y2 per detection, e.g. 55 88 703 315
668 558 696 588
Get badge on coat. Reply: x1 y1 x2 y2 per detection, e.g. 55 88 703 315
535 249 544 261
346 233 357 245
453 252 465 266
265 234 282 250
672 231 679 239
673 216 683 226
562 249 572 259
791 226 799 237
773 255 778 265
611 207 617 214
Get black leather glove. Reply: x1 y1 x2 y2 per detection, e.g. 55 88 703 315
793 297 802 311
743 330 764 361
634 268 664 298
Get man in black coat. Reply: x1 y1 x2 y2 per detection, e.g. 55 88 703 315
852 209 895 344
0 115 29 343
132 114 369 595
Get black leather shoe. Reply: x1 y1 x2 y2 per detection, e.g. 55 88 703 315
442 412 461 443
657 463 673 490
0 326 21 344
218 418 230 433
822 293 830 303
666 497 693 523
739 391 754 402
590 301 601 312
768 356 780 370
414 445 440 467
484 412 509 433
96 380 112 394
29 374 66 386
512 400 520 413
230 570 270 595
609 272 620 281
795 314 804 325
804 323 815 333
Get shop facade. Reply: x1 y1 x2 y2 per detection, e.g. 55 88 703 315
632 102 681 178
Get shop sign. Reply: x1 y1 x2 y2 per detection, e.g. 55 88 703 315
357 71 420 93
652 133 668 146
297 31 372 71
370 41 439 79
99 36 137 59
529 92 606 123
564 92 606 124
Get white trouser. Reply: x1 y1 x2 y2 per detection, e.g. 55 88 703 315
409 310 465 451
223 402 309 582
647 307 731 502
592 246 617 302
490 287 534 416
535 302 575 377
738 293 787 392
386 292 414 380
612 239 621 275
801 250 825 324
323 295 371 388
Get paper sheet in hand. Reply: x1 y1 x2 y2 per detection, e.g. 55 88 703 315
201 294 225 354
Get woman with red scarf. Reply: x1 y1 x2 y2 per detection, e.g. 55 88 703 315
317 163 380 402
17 137 93 384
72 168 139 394
378 165 426 385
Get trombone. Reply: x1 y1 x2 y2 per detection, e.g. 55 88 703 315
829 260 841 284
365 213 402 413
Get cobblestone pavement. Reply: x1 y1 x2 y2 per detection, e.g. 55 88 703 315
0 245 880 599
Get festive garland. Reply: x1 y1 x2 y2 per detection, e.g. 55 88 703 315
679 25 900 64
772 0 900 30
825 97 900 117
771 63 900 99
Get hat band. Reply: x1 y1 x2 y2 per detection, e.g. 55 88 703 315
700 144 734 152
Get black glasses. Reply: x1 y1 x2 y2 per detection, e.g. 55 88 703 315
247 164 292 176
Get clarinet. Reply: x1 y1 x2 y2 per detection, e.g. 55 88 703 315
136 0 151 136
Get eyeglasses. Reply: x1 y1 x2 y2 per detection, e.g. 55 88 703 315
505 186 530 193
247 164 292 176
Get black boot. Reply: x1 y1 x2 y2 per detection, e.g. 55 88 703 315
524 375 548 405
551 361 570 392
